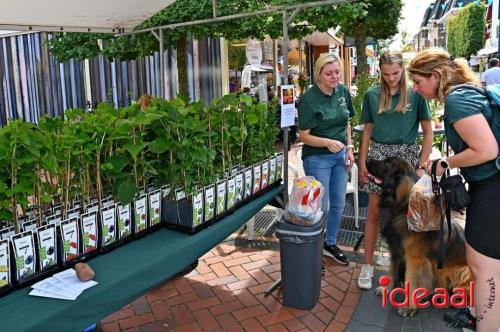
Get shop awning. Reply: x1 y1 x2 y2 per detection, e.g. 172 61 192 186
0 0 176 33
477 46 498 57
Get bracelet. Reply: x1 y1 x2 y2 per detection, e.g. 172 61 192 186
346 144 354 149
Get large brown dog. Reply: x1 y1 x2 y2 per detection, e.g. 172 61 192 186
366 157 472 317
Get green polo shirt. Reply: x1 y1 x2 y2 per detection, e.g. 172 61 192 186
444 88 497 182
361 86 431 144
298 84 355 158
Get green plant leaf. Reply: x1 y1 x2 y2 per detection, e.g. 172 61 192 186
124 142 146 158
108 155 129 173
148 136 172 154
117 180 137 206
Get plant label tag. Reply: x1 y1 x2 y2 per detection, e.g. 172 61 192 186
100 204 117 247
252 164 262 194
161 185 171 199
67 207 81 220
192 190 204 226
36 224 57 270
26 208 37 220
22 220 37 232
80 212 98 254
261 160 269 189
134 195 148 233
86 202 99 214
216 181 227 216
0 239 11 288
102 196 115 208
117 204 132 239
45 214 62 227
269 157 277 184
227 177 236 209
11 230 37 282
52 205 62 216
72 199 81 209
243 167 253 199
175 187 186 201
235 172 244 204
0 227 15 240
276 153 284 180
231 165 240 176
204 185 215 222
60 218 80 263
148 190 161 226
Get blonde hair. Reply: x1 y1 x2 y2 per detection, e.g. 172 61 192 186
378 51 408 113
313 53 342 84
408 48 480 102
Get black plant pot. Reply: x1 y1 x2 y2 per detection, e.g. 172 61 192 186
162 198 211 234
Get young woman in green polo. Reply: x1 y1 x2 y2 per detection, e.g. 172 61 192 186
357 51 433 290
409 49 499 332
298 53 355 265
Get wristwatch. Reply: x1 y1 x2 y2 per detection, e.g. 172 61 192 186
439 158 449 169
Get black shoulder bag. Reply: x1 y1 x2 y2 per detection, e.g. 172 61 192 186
431 160 471 269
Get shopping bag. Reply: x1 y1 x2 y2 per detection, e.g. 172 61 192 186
284 176 324 226
407 174 442 232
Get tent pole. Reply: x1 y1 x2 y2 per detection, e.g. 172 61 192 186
282 9 289 205
159 28 165 99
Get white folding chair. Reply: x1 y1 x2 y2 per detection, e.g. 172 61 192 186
292 148 359 228
346 163 359 228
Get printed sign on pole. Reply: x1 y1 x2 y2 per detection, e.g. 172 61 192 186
280 85 295 128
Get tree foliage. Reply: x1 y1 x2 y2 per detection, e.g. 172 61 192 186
47 0 402 96
447 2 486 59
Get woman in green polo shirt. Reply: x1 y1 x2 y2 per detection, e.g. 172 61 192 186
409 49 499 332
298 53 355 265
357 51 433 290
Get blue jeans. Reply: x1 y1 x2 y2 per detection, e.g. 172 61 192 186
303 151 347 246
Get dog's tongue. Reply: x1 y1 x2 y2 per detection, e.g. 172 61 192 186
368 173 383 184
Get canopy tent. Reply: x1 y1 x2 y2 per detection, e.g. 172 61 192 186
0 0 176 33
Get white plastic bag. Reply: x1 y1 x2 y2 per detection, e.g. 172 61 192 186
284 176 324 226
407 174 442 232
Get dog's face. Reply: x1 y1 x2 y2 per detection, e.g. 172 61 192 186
366 157 417 208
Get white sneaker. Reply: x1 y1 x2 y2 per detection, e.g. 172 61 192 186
358 264 374 290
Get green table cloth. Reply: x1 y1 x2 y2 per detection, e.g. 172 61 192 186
0 185 282 332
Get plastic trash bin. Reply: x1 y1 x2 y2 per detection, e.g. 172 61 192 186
276 216 325 310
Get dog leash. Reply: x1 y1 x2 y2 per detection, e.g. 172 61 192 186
431 160 452 269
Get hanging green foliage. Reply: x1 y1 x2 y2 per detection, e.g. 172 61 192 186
447 2 486 58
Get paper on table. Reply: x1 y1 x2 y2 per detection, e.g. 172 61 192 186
31 277 81 299
29 268 98 300
29 288 76 300
52 268 98 293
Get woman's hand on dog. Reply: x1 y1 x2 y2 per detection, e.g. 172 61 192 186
424 158 447 176
415 168 425 178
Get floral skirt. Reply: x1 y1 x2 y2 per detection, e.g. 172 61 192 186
364 142 420 194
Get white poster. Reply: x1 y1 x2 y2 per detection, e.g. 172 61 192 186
280 85 296 128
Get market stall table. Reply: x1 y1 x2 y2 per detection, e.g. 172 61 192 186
0 185 283 332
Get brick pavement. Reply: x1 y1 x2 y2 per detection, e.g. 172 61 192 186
97 239 362 332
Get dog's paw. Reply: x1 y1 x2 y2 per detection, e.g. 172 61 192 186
397 307 417 318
